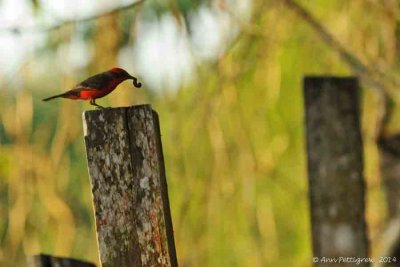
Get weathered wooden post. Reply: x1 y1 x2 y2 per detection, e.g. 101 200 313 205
83 104 178 267
27 254 96 267
304 77 369 266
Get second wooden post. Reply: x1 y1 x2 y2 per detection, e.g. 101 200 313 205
304 77 369 266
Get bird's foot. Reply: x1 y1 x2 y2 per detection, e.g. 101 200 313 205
94 105 112 109
90 99 106 109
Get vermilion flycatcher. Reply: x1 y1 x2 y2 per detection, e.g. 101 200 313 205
42 68 142 108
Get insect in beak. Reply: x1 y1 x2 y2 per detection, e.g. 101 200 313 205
130 76 142 88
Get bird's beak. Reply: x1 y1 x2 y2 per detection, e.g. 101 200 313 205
129 76 142 88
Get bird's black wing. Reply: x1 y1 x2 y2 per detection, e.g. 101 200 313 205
77 71 115 90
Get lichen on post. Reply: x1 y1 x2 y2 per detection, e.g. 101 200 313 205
83 104 177 267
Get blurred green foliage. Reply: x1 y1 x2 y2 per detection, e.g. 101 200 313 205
0 0 398 266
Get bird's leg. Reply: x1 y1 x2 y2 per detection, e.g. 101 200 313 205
90 99 105 109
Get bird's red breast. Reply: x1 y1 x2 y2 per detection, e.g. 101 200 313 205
74 77 126 100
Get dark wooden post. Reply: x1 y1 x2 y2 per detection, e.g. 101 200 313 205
304 77 369 266
83 105 178 267
27 254 96 267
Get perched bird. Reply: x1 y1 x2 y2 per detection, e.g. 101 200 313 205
42 68 142 108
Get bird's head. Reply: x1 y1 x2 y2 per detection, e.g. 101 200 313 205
110 67 142 88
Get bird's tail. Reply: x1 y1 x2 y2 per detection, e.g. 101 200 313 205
42 93 67 102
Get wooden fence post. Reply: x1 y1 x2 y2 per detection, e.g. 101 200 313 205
27 254 96 267
82 104 178 267
304 77 369 266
